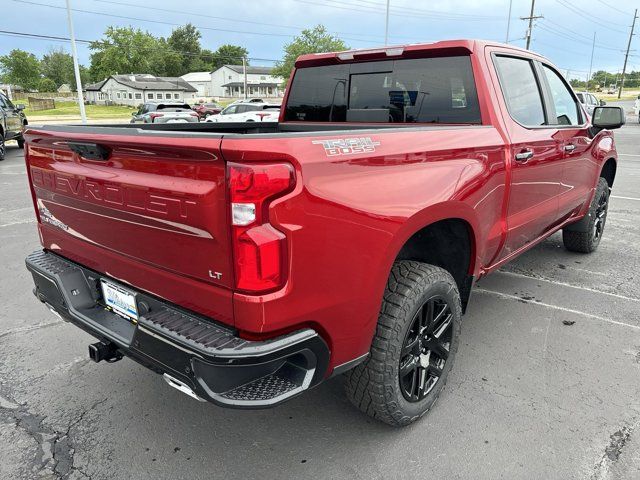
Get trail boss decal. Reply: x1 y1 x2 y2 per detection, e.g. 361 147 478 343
312 137 381 156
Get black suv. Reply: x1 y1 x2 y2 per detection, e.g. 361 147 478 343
0 92 27 161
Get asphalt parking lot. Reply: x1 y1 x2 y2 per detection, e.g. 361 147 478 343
1 111 639 480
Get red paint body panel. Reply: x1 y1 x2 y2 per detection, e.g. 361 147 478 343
23 39 617 374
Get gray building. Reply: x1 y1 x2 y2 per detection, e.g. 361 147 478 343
85 74 197 106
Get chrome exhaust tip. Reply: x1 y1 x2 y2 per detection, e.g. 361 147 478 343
162 374 206 402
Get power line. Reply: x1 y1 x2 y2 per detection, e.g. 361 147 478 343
292 0 506 22
345 0 505 20
10 0 375 45
594 0 632 16
90 0 408 43
0 29 280 63
554 0 627 32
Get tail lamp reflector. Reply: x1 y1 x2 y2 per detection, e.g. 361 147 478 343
228 162 295 292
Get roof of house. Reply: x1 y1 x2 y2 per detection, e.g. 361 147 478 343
181 71 211 82
84 79 108 91
86 75 197 92
219 65 275 75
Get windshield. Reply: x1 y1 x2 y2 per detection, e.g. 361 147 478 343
284 56 481 124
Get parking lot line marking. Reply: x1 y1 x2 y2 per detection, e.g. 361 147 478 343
494 270 640 303
476 289 640 331
612 195 640 201
0 219 36 227
0 320 65 339
619 153 640 157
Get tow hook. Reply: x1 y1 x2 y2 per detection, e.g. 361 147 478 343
89 341 123 363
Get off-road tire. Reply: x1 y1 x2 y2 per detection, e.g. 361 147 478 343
563 177 610 253
17 136 25 149
344 261 462 427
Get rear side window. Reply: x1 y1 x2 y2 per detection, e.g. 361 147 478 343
542 65 581 125
284 56 481 124
494 56 545 127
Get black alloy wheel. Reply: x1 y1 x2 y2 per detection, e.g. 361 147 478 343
399 296 453 402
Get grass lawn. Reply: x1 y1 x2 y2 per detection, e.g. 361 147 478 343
24 100 136 118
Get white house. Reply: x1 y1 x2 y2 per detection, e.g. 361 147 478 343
85 74 197 106
180 71 212 98
211 65 282 98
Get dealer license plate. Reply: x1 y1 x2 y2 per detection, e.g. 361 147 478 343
100 279 138 321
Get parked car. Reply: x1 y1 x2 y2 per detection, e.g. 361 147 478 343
130 103 199 123
205 102 280 122
635 94 640 123
192 102 222 120
0 92 27 161
229 98 265 106
23 40 625 426
576 91 604 115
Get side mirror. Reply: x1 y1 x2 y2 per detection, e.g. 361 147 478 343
592 106 625 130
15 104 25 110
599 100 606 106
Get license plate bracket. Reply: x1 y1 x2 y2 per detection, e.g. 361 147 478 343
100 279 139 321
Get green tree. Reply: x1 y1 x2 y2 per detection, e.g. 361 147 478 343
40 48 74 87
89 26 160 80
167 23 202 73
0 49 41 90
209 44 249 71
271 25 347 83
37 77 57 92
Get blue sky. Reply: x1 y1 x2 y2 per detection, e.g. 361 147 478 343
1 0 639 80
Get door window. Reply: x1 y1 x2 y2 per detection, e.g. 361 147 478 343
494 56 546 126
0 94 6 108
542 65 581 125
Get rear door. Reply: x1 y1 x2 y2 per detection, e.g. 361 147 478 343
538 64 594 221
493 54 565 257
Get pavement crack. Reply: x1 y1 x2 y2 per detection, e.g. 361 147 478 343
591 421 637 480
0 392 107 479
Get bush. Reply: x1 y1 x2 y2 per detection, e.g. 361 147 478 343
37 78 57 92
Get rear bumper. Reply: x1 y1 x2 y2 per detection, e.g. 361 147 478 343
25 250 329 408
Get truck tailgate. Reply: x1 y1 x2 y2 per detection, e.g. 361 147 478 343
24 128 234 325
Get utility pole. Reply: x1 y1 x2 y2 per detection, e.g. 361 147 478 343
587 32 596 92
65 0 86 124
521 0 543 50
506 0 513 43
384 0 390 45
242 56 247 100
618 8 638 99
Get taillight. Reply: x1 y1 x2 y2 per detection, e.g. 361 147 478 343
228 162 295 292
149 112 164 122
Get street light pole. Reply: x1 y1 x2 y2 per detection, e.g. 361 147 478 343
506 0 513 43
587 32 596 92
65 0 86 124
384 0 390 45
242 56 248 100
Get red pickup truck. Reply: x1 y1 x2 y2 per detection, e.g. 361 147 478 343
23 40 624 426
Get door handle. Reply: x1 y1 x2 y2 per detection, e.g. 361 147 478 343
514 149 534 162
564 144 576 153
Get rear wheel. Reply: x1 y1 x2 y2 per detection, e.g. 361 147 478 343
344 261 461 427
563 177 610 253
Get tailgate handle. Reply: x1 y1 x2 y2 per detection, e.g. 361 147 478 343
68 142 111 161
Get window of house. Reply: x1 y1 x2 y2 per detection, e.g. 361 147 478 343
116 92 121 99
261 76 266 80
147 93 153 99
174 93 180 99
156 93 162 99
128 93 133 99
135 93 142 100
165 93 172 99
494 55 546 126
